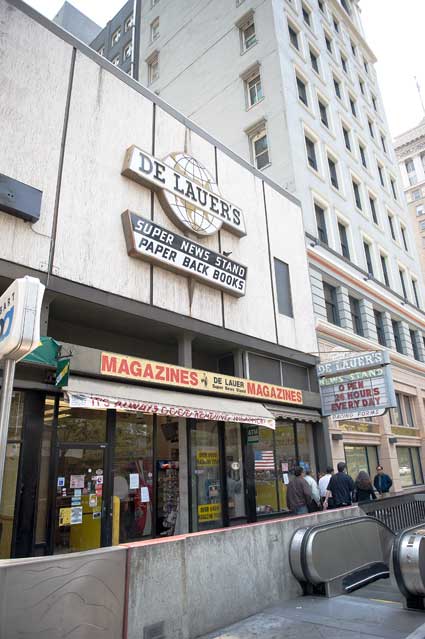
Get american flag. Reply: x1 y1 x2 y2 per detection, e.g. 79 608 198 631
254 450 275 470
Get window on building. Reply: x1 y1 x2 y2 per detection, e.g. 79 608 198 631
341 53 348 74
359 77 365 95
381 134 387 154
288 23 299 50
310 47 320 74
397 447 423 487
406 159 415 173
305 135 318 171
328 156 339 189
345 445 379 481
363 240 374 275
111 27 121 46
390 178 397 200
315 203 328 244
250 127 270 169
377 163 385 187
342 125 351 151
371 94 378 112
148 53 159 84
404 396 416 426
123 42 132 60
416 205 424 216
246 72 263 107
338 221 350 259
349 96 357 117
399 268 407 299
302 3 312 27
392 320 403 353
297 75 308 106
112 54 121 66
412 189 422 201
410 329 420 361
374 310 386 346
369 195 378 224
241 16 256 52
333 76 342 99
392 392 404 425
318 98 329 127
421 154 425 171
412 279 420 308
323 282 340 325
368 118 374 138
325 33 333 54
351 39 357 56
150 17 159 41
353 179 362 210
318 0 325 13
97 45 105 56
274 258 294 317
363 58 369 74
349 296 363 335
124 14 133 32
380 253 390 287
341 0 351 14
359 143 367 168
388 213 396 240
401 225 408 251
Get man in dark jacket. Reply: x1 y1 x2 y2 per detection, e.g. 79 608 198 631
373 466 392 497
286 466 312 515
323 462 354 509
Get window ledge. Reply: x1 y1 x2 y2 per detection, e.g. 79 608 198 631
246 96 265 112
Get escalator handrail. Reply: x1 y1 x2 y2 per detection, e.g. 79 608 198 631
290 515 395 585
392 523 425 599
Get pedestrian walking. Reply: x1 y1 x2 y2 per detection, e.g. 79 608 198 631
353 470 377 502
319 466 334 506
304 469 321 511
373 465 393 498
286 466 312 515
323 462 354 509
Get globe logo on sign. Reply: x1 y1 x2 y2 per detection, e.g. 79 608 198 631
162 153 223 236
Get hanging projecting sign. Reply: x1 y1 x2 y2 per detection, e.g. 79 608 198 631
0 276 45 361
122 147 246 237
122 211 247 297
317 351 396 420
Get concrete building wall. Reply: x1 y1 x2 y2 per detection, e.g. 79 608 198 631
53 1 101 44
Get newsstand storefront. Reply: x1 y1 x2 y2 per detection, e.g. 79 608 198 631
0 352 321 559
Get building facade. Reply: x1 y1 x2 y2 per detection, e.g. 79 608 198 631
52 1 101 44
394 118 425 285
0 0 325 559
137 0 425 490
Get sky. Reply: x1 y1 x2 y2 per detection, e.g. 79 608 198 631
26 0 425 139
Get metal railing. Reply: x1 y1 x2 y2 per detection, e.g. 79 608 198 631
359 490 425 533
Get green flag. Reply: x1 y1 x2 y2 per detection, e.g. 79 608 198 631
56 357 70 388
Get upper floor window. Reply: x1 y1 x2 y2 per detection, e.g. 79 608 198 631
323 283 340 325
390 177 397 200
151 0 160 6
416 205 424 216
315 203 328 244
359 142 367 168
350 39 357 57
302 3 312 27
341 54 348 74
328 155 339 189
274 258 294 317
111 27 121 47
341 0 352 14
392 320 403 354
124 14 134 32
359 77 365 95
412 189 422 201
381 134 387 154
387 213 396 241
363 240 374 275
240 16 256 52
368 118 375 138
333 75 342 100
369 195 378 224
338 221 350 259
297 75 308 106
325 32 333 55
250 126 270 169
112 54 120 66
310 47 320 74
150 17 160 42
318 98 329 127
123 42 133 60
245 70 263 107
148 53 159 84
412 279 420 307
399 267 408 299
333 16 340 32
342 125 351 151
349 96 357 118
377 163 385 187
363 58 369 74
318 0 325 13
97 45 105 56
401 225 408 251
380 253 390 287
288 23 300 50
410 330 420 361
305 134 318 171
349 296 363 336
352 179 362 210
374 310 386 346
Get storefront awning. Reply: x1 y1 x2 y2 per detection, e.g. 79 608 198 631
265 404 321 423
65 376 275 429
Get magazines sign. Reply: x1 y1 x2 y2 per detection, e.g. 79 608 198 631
317 351 396 420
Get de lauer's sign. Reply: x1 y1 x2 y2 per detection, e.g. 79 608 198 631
0 276 45 361
122 211 247 297
317 351 396 420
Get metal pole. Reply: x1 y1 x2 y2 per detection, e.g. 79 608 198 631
0 359 16 502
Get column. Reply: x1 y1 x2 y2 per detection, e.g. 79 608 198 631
336 286 353 331
359 299 378 342
176 332 193 534
232 349 245 378
382 312 396 350
413 330 425 362
309 268 327 322
399 321 414 358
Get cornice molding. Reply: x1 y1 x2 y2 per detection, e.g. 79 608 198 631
328 0 377 63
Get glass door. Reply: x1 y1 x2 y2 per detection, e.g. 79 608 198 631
53 446 106 554
190 421 223 531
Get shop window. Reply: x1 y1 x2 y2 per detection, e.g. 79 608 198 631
0 391 24 559
275 422 297 511
56 404 107 442
190 421 223 531
344 444 378 480
155 416 179 537
253 427 278 515
225 423 245 519
397 447 423 487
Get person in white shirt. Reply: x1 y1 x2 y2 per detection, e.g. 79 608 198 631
319 467 334 504
304 470 321 509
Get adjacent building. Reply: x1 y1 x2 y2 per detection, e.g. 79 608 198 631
394 118 425 285
137 0 425 490
0 0 324 559
53 0 142 78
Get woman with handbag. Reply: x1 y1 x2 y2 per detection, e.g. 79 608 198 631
353 471 377 502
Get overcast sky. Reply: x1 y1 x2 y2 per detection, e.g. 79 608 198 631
27 0 425 138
